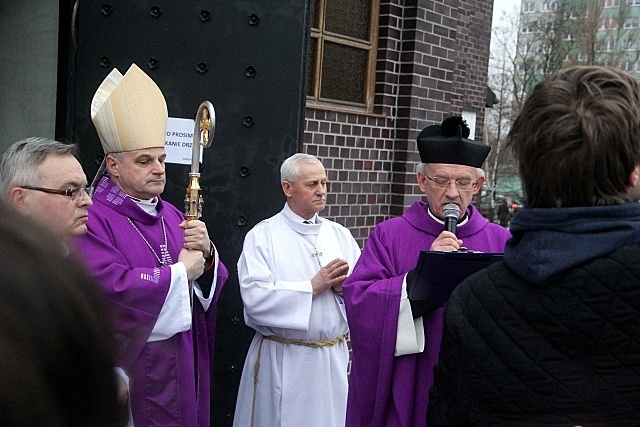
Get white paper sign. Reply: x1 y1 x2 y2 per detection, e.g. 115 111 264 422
164 117 203 165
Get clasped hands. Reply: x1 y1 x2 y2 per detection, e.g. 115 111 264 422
310 258 350 297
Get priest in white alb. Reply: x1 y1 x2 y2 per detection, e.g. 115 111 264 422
233 153 361 427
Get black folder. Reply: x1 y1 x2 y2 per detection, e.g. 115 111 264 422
407 250 503 304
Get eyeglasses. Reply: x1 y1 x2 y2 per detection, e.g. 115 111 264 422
20 186 92 202
426 176 477 192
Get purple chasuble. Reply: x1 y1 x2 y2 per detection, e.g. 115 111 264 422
343 200 510 427
75 176 228 427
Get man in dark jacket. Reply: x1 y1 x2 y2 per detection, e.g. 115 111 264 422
428 66 640 426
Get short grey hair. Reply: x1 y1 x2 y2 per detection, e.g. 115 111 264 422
280 153 323 183
417 162 484 178
106 151 125 162
0 138 78 198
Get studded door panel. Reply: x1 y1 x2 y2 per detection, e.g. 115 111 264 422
57 1 309 424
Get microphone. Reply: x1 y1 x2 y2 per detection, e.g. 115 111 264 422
443 203 460 235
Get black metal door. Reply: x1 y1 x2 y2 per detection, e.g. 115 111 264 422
56 1 309 424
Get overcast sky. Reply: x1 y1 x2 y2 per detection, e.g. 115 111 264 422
489 0 520 59
493 0 518 24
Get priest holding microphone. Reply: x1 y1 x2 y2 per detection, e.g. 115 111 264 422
342 116 511 427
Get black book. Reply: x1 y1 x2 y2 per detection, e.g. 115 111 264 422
407 250 503 308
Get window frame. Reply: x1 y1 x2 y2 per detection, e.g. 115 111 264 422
599 17 617 30
521 21 537 34
597 39 615 51
565 10 578 19
306 0 381 111
537 43 551 54
624 17 639 29
519 42 531 54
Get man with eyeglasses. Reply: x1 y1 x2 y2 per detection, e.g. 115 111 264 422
0 136 133 420
0 137 93 244
342 116 511 427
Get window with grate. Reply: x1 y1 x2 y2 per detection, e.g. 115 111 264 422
306 0 380 110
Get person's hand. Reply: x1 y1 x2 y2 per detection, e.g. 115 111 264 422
310 258 349 296
115 373 130 425
116 374 129 406
429 230 463 252
178 247 205 280
180 220 211 258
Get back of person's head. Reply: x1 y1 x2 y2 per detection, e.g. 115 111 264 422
0 137 78 199
0 201 123 426
280 153 323 183
508 66 640 208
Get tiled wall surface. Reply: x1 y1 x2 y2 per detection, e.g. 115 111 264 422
304 107 396 244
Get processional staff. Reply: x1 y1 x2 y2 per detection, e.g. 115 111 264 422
185 101 215 220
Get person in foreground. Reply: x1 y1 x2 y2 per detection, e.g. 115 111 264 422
343 116 511 427
0 200 124 426
428 66 640 425
233 153 361 427
75 63 229 427
0 137 134 412
0 137 92 245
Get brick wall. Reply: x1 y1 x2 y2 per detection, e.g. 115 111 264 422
304 0 494 248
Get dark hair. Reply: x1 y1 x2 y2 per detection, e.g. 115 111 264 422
0 201 123 426
507 66 640 208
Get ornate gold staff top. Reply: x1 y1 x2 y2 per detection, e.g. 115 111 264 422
185 101 215 220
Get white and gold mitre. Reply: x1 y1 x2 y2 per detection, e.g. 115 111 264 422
90 63 168 154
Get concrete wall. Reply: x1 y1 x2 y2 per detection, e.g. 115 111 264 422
0 0 59 150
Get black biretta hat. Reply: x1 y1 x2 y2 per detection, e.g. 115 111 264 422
417 116 490 168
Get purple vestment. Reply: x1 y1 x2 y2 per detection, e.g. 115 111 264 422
343 201 510 427
75 176 228 427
